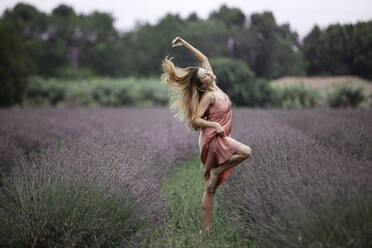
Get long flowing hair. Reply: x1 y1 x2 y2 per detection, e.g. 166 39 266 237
160 56 207 131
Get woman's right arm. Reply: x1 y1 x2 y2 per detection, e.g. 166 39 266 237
191 91 215 128
193 116 225 135
191 92 225 135
191 91 214 128
193 117 217 129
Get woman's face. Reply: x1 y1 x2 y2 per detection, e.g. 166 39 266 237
197 67 215 87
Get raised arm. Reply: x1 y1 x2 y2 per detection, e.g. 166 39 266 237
172 36 213 73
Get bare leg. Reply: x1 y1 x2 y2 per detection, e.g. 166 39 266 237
206 154 246 193
200 154 247 233
213 154 247 177
200 184 216 234
201 144 252 233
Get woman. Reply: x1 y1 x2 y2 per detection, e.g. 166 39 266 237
161 36 252 235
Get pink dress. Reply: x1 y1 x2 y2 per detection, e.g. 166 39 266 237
198 89 243 187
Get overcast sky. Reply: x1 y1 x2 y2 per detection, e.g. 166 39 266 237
1 0 371 40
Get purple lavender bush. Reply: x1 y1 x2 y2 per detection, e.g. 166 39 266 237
0 161 142 247
0 132 24 177
0 107 198 247
220 109 372 247
0 107 196 165
269 109 372 162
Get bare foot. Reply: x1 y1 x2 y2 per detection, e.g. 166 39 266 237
199 227 210 235
207 168 219 193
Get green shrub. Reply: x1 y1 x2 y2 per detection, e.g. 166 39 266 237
24 77 169 107
327 84 366 108
228 77 281 107
92 83 119 106
25 77 66 106
210 57 279 107
273 84 322 109
209 57 256 93
55 65 95 80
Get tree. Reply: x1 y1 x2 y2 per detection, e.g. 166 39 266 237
209 4 246 28
351 21 372 79
0 19 34 107
303 21 372 79
302 25 327 75
235 11 304 79
3 3 49 39
78 11 122 76
2 3 54 76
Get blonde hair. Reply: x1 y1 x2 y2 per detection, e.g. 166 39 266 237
160 56 207 131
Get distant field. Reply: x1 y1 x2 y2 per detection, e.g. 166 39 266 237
270 75 372 108
270 75 372 95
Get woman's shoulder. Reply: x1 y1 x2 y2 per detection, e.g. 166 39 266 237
210 87 226 99
215 86 225 94
203 90 215 104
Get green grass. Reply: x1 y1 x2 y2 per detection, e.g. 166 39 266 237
142 152 256 248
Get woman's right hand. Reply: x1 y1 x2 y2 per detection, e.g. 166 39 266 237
172 36 186 47
214 122 226 136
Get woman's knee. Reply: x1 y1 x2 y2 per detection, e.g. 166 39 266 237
204 183 217 195
202 193 215 211
236 144 252 159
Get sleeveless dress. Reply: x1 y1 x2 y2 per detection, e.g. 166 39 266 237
198 89 243 187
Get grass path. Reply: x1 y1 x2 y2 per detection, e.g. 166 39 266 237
142 151 256 248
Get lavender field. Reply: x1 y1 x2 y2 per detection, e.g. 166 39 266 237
0 107 371 247
0 107 198 247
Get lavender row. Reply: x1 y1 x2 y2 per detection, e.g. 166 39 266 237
220 108 371 247
1 107 198 245
0 107 196 170
269 108 372 162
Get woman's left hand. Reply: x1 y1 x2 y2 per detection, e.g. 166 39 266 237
172 36 186 47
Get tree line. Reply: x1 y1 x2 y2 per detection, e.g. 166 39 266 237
0 3 371 106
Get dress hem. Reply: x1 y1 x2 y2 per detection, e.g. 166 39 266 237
215 142 241 186
202 139 242 187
